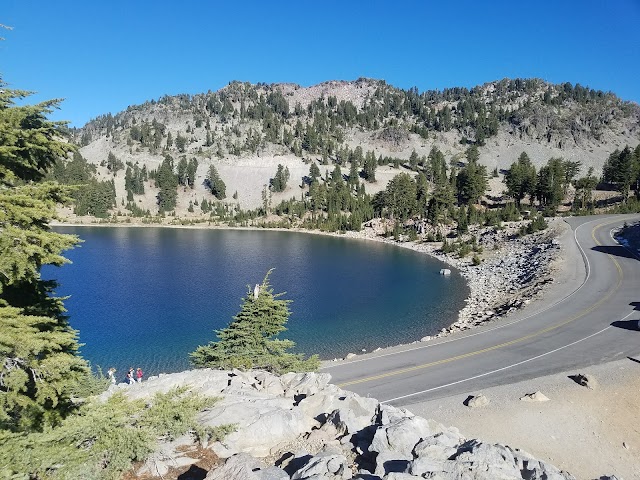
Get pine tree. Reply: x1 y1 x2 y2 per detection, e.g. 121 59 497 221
156 155 178 212
0 83 92 432
206 164 226 199
190 270 319 373
270 164 289 192
505 152 537 206
456 157 488 205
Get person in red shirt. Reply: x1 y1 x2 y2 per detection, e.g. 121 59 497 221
136 367 143 383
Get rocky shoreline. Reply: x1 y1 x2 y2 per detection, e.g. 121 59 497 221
338 218 565 342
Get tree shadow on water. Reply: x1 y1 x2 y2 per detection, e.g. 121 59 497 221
591 245 639 261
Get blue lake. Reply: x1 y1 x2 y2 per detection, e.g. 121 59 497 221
44 227 469 378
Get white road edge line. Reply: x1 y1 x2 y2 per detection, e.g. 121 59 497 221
323 216 604 370
381 311 634 404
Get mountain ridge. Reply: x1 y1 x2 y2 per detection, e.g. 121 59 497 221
69 77 640 212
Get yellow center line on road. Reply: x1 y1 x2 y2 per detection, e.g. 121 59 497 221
338 218 625 388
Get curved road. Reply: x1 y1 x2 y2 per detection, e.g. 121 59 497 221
323 214 640 406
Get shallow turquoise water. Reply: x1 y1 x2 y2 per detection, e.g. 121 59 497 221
43 227 468 378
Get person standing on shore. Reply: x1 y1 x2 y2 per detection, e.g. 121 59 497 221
126 367 135 385
107 367 116 384
136 367 143 383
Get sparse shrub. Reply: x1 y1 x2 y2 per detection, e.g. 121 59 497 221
0 388 232 479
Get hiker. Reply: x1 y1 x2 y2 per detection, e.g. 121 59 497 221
136 367 143 383
126 367 135 385
107 367 116 384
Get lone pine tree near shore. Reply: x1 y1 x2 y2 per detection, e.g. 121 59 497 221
190 270 319 373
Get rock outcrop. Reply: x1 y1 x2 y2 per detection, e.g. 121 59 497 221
101 369 578 479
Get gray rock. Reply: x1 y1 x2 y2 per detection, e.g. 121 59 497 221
206 453 288 480
413 437 458 461
385 473 422 479
281 372 332 397
290 452 352 479
136 434 198 477
373 450 411 477
572 373 598 389
453 441 521 479
378 404 413 426
520 391 550 402
254 371 287 396
370 416 434 457
325 394 379 435
465 394 489 407
206 403 310 458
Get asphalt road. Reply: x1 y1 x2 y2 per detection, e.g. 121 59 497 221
322 214 640 407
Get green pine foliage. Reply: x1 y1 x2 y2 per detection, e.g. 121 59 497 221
0 82 95 432
504 152 537 206
206 164 226 199
456 152 488 205
270 164 290 192
190 270 319 373
155 154 179 211
603 145 640 200
0 388 232 479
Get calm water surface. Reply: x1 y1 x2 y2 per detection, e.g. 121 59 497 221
44 227 469 377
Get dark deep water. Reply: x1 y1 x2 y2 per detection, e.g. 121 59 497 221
43 227 469 378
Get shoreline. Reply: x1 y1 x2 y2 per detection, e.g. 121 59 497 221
51 216 566 360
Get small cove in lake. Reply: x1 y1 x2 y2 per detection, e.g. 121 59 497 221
44 226 469 378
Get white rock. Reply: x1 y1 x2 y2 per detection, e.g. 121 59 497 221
290 452 352 479
205 453 288 480
370 416 434 457
466 394 489 408
520 391 550 402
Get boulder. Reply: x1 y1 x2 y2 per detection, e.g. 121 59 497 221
453 441 522 479
290 451 352 479
571 373 598 390
520 391 550 402
205 453 288 480
281 372 332 397
205 404 310 458
370 416 434 457
325 394 379 435
384 474 422 479
136 434 198 477
465 394 490 407
373 450 411 477
378 404 413 426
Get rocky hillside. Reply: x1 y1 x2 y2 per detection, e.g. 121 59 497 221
103 368 583 479
72 78 640 211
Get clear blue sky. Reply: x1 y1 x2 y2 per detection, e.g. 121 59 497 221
3 0 639 127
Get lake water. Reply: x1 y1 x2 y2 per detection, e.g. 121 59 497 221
44 227 468 378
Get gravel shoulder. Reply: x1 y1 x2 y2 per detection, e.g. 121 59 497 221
404 357 640 480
